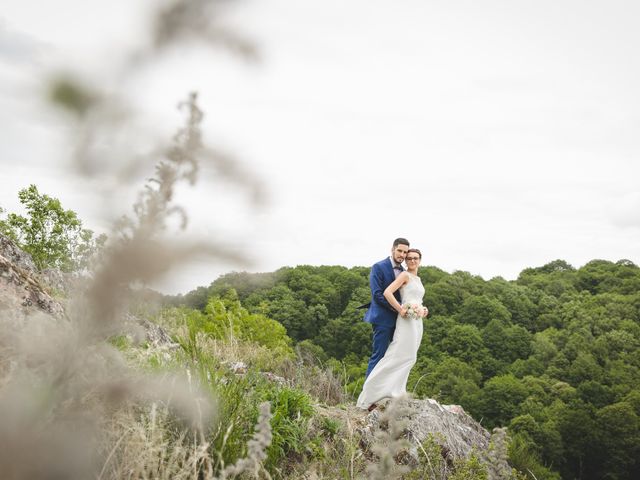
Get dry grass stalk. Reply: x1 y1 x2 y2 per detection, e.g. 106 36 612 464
98 403 210 480
2 70 262 480
0 2 279 478
485 427 518 480
218 402 273 479
365 396 411 480
150 0 259 60
277 357 345 406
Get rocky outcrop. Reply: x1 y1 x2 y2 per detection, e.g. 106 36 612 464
359 398 491 462
316 396 512 479
0 234 65 318
134 315 178 348
39 267 75 297
0 234 179 344
0 234 37 272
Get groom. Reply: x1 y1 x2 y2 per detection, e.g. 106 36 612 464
363 237 410 377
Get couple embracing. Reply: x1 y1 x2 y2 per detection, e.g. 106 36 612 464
357 238 429 411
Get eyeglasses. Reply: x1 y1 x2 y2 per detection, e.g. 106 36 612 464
406 257 420 261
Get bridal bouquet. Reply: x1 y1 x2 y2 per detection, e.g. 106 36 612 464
403 303 428 320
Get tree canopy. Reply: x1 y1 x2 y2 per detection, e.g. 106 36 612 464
167 258 640 480
1 184 106 271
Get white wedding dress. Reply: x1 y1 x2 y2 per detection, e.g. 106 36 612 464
357 273 425 410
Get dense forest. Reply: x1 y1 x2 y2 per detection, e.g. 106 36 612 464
168 259 640 480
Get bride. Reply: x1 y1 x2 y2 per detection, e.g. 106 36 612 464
356 248 427 411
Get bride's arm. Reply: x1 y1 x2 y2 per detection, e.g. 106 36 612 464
384 272 409 316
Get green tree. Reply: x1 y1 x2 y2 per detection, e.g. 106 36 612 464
521 259 575 276
475 374 528 428
456 295 511 328
566 351 603 385
517 259 578 298
314 314 371 360
556 400 598 479
532 293 563 331
576 380 614 409
415 355 481 405
319 266 367 315
211 270 279 301
202 295 293 357
594 402 640 479
424 277 466 316
623 390 640 415
175 284 211 310
439 324 488 365
485 278 536 329
284 267 341 315
593 329 640 363
245 284 310 341
424 315 457 345
508 417 563 480
482 320 532 366
0 184 105 271
576 259 640 295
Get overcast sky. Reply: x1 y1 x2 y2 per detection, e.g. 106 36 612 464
1 0 639 294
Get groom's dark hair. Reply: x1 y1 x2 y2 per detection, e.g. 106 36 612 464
393 238 410 247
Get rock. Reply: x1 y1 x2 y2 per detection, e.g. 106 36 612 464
136 316 178 348
316 396 512 478
229 361 248 375
443 404 465 415
217 359 288 384
121 313 180 365
0 234 65 318
360 397 490 463
38 268 75 296
0 234 37 273
261 371 287 385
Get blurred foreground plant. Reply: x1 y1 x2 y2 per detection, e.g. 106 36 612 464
0 1 274 478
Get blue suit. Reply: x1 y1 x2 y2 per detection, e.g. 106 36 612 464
364 258 402 377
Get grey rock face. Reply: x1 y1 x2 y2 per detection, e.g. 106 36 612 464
137 316 177 347
358 397 490 463
0 234 65 318
0 234 37 273
39 268 74 296
318 396 513 479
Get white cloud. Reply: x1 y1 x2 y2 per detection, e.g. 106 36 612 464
1 0 639 293
608 192 640 230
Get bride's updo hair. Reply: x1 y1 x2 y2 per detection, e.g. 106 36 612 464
407 248 422 258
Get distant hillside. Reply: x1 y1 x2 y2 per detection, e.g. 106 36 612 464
167 259 640 480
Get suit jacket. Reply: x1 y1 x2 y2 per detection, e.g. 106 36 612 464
363 258 402 328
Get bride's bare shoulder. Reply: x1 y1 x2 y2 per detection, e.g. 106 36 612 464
398 271 411 282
